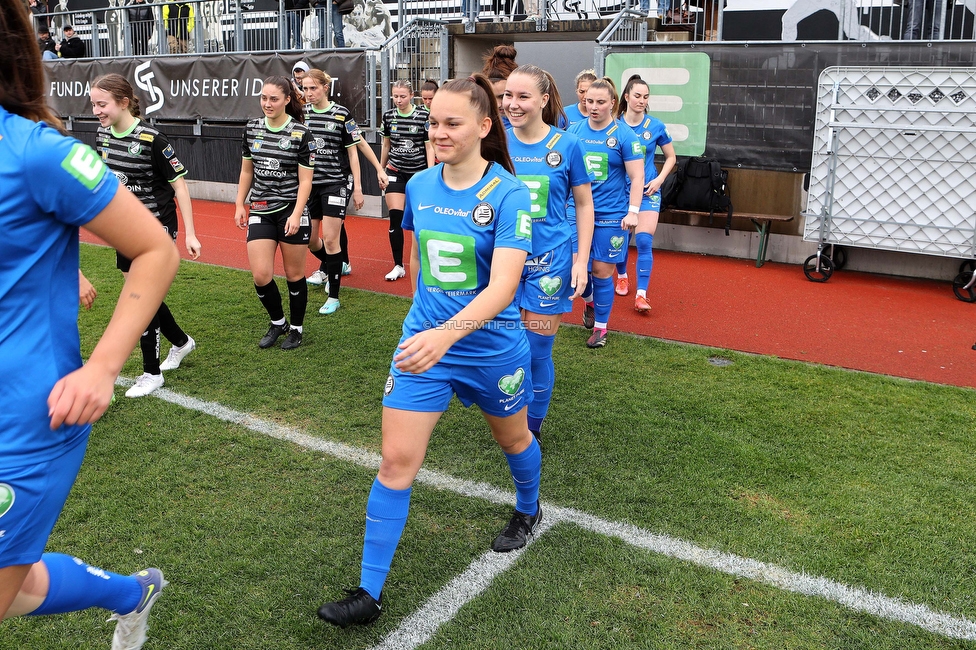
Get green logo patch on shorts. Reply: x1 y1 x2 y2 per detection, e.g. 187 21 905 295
0 484 15 519
498 367 525 396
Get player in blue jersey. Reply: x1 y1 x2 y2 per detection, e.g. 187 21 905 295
317 74 539 628
503 64 594 446
614 75 676 312
0 4 177 646
235 76 314 350
563 69 596 126
567 77 644 348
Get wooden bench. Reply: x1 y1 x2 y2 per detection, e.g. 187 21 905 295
663 209 795 268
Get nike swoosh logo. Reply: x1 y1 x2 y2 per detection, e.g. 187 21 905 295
417 203 435 210
504 402 520 411
289 291 300 296
539 301 559 307
139 584 156 610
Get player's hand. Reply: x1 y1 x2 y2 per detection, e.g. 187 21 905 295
622 213 638 230
47 363 116 430
352 188 365 211
235 205 248 230
377 170 389 190
185 234 202 260
393 327 457 374
79 271 97 310
569 259 589 300
644 179 662 196
285 214 301 237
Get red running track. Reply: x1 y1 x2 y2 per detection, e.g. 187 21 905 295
83 199 976 390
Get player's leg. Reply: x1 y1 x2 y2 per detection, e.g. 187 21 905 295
634 208 660 313
385 191 406 280
318 215 345 314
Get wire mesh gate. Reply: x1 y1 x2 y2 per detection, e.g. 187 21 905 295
802 66 976 299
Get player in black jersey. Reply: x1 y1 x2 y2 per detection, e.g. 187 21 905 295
235 76 315 350
301 68 387 313
380 80 434 282
90 74 201 399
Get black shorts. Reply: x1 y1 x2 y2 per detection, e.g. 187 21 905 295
246 202 311 245
307 182 351 221
385 168 419 195
117 217 177 272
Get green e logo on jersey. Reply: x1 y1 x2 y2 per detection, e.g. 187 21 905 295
61 143 107 190
0 484 14 519
518 175 550 220
584 152 608 182
420 230 477 291
516 210 532 241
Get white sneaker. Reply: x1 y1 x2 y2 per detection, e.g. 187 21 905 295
125 373 164 398
385 265 406 281
109 568 167 650
341 262 352 276
461 15 471 25
307 270 327 285
159 336 195 371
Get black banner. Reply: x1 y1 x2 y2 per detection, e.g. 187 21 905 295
44 50 368 124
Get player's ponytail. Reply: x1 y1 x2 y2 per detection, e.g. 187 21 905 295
92 73 142 118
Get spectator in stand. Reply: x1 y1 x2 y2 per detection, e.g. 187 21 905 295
284 0 308 49
127 0 153 56
312 0 344 48
162 0 193 54
28 0 48 31
38 26 57 60
902 0 943 39
57 25 85 58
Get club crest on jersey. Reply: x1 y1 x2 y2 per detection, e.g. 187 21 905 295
0 483 14 519
128 142 142 155
114 171 129 186
642 132 651 140
545 151 562 168
163 144 176 158
278 138 291 150
471 202 495 227
606 136 618 148
384 375 395 396
315 137 326 150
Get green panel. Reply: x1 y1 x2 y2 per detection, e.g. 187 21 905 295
605 52 711 156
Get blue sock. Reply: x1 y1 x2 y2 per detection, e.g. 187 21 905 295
504 438 541 516
28 553 140 616
360 478 412 601
580 272 594 303
592 275 615 327
615 245 630 276
635 232 654 293
525 330 556 432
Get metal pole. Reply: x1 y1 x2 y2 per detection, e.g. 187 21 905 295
279 0 286 50
381 48 391 117
193 0 203 53
90 11 101 58
439 24 448 81
122 8 132 57
594 45 605 78
235 0 244 53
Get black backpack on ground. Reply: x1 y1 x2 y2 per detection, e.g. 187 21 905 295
661 156 734 235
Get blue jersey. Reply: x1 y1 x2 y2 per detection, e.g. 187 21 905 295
568 118 643 224
0 108 119 469
564 103 586 124
624 114 672 185
401 163 533 364
507 126 592 255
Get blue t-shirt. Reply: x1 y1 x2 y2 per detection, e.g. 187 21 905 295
507 126 592 256
401 162 533 364
567 118 643 225
624 114 672 185
564 103 587 125
0 108 119 469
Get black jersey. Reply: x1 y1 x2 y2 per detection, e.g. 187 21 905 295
304 102 362 187
241 116 314 214
381 106 430 173
96 120 186 224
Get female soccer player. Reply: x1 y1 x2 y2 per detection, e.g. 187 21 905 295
0 3 178 646
317 74 538 627
481 44 519 126
235 76 314 350
614 74 676 310
380 79 434 282
419 78 438 109
503 64 594 444
90 73 202 398
564 69 597 125
301 68 366 315
567 77 644 348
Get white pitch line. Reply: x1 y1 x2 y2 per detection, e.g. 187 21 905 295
132 382 976 642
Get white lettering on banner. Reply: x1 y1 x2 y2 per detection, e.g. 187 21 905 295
170 78 241 98
48 80 91 97
134 61 164 115
249 79 264 97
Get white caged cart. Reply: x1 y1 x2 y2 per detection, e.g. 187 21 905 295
803 66 976 300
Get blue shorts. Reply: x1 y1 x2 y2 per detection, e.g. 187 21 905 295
0 435 87 569
591 224 630 264
640 191 662 213
516 239 575 315
382 346 532 417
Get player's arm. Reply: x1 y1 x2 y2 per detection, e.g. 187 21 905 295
171 176 201 259
425 140 435 168
623 158 644 230
79 270 97 310
570 182 594 299
647 142 676 195
50 187 179 428
286 164 313 236
357 139 388 189
347 143 365 211
235 158 254 229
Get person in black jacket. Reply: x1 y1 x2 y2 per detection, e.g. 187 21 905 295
37 26 58 59
57 25 86 58
127 0 153 56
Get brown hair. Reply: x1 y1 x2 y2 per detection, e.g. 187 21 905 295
392 79 413 92
586 77 619 114
481 44 518 82
92 73 142 118
264 75 305 123
575 69 598 88
439 74 514 175
617 74 648 118
305 68 332 91
509 64 567 129
0 0 64 132
420 78 439 93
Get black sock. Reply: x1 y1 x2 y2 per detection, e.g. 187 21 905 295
325 252 343 299
388 209 404 267
255 280 285 322
286 279 307 327
311 239 329 264
140 312 161 375
340 223 349 265
157 302 189 348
